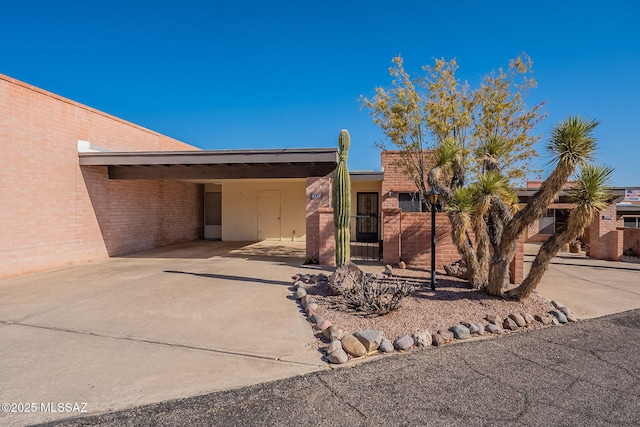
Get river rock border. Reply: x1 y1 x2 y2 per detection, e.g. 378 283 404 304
291 273 577 365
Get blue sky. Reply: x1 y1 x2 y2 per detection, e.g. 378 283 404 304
1 0 638 186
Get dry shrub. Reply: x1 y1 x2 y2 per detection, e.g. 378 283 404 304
341 272 418 317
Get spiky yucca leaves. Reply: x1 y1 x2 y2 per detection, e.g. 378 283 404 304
427 138 465 206
488 117 600 296
547 117 598 168
477 136 510 173
508 165 613 300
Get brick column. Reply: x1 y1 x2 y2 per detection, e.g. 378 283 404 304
318 207 335 265
382 208 401 265
305 176 332 261
588 202 623 260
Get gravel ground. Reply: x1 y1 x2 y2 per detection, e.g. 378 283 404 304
305 268 554 348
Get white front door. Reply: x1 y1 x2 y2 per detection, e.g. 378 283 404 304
258 191 281 240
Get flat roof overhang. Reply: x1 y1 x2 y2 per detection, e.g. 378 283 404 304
79 148 339 180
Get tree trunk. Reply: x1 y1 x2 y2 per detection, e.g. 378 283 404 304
486 242 514 296
509 204 596 300
508 234 565 300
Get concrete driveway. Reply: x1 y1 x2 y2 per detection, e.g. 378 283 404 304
528 243 640 318
0 241 326 426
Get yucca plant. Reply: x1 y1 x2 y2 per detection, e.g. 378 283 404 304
508 164 613 300
487 116 600 295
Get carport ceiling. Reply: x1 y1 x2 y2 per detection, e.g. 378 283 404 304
79 148 339 180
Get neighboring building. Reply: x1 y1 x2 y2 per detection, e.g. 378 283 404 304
523 181 640 260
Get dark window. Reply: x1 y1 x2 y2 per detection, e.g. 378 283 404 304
624 217 639 228
398 192 424 212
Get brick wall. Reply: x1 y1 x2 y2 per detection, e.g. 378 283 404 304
0 74 203 278
588 203 623 260
380 150 523 284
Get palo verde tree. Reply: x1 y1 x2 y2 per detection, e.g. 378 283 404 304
362 54 613 298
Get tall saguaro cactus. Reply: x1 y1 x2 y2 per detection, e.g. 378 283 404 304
333 129 351 266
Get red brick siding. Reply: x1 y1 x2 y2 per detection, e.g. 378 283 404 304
318 207 335 265
305 176 332 261
588 203 623 260
380 150 524 284
0 74 202 278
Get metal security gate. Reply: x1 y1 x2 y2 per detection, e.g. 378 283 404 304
351 192 381 262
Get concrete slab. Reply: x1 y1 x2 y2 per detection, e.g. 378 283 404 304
0 241 326 426
526 243 640 319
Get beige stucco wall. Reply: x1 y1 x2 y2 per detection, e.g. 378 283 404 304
217 179 307 241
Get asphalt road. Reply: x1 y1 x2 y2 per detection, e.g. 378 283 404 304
41 309 640 427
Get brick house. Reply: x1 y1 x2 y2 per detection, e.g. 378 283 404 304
8 72 629 283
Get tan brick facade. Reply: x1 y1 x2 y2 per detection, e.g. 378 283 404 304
0 74 203 278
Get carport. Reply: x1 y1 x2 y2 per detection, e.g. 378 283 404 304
79 148 338 254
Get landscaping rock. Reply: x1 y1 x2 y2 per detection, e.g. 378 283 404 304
535 314 553 325
322 325 336 339
383 265 393 276
486 324 503 334
309 314 323 325
329 262 364 296
559 306 572 317
432 333 445 347
485 314 502 325
466 323 480 334
305 303 319 314
438 330 455 342
315 320 331 331
394 335 414 350
551 317 560 326
522 312 536 325
509 313 527 328
379 339 394 353
567 315 578 322
444 259 468 280
327 340 342 353
503 317 519 331
474 323 485 335
549 309 568 324
328 348 349 364
295 287 307 299
317 273 329 282
354 330 384 352
303 297 316 307
330 329 344 341
413 331 432 347
293 280 306 289
450 324 470 339
551 300 565 310
398 261 407 269
341 334 367 357
299 274 311 283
